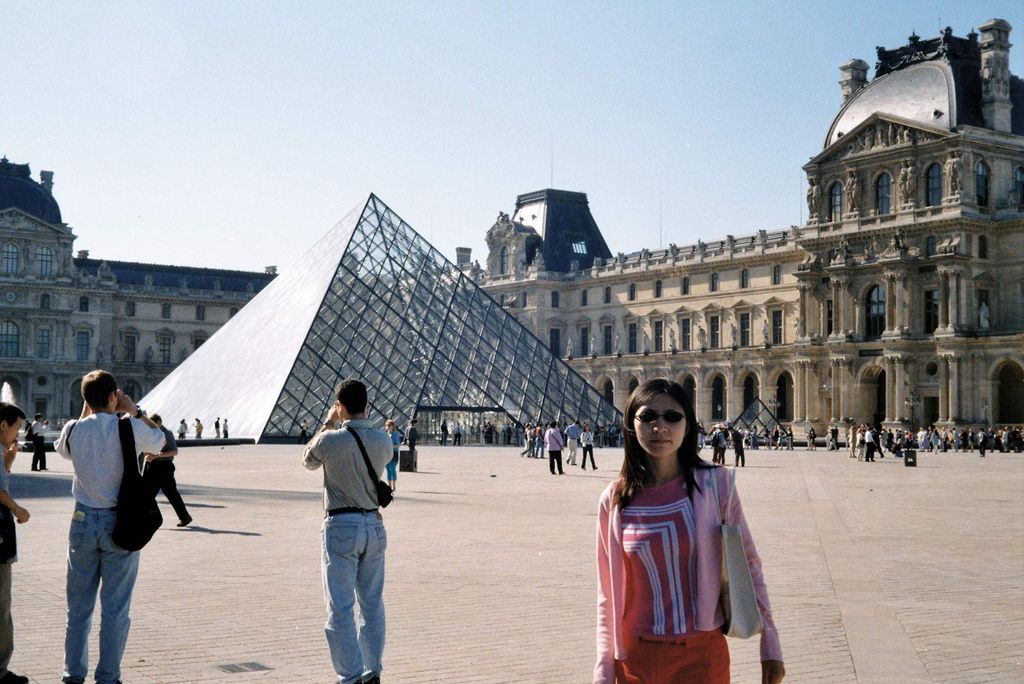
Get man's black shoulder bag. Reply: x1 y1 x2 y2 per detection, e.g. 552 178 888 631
112 415 163 551
348 428 393 508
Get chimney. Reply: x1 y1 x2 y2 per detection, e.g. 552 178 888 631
839 59 870 104
455 247 471 268
40 170 54 195
979 18 1013 133
76 250 90 259
264 265 277 274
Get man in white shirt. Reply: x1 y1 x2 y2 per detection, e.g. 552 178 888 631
54 370 166 684
0 403 30 684
29 414 47 471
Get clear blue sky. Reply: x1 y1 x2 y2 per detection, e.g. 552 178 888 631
4 1 1021 272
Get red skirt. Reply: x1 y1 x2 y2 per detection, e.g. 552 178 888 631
614 630 730 684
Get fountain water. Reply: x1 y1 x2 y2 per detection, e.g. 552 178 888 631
0 382 15 406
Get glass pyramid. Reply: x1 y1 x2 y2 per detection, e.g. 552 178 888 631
140 194 621 442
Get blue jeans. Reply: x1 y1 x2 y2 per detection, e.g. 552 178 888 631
63 503 140 684
323 512 387 684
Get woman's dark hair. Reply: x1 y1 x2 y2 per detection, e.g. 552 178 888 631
612 378 712 508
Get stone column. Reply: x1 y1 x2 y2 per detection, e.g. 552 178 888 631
883 273 896 333
938 355 950 422
806 363 818 421
700 374 713 423
794 362 806 421
830 359 840 422
938 269 950 329
884 356 895 422
949 270 961 330
948 354 960 422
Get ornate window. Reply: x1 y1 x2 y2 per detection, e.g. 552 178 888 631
0 322 19 357
978 235 988 259
711 377 725 420
772 264 782 286
158 335 172 363
40 293 51 310
79 296 89 312
126 301 136 317
161 303 171 319
926 163 942 206
499 246 509 275
195 304 206 321
550 291 559 308
680 318 691 351
628 283 636 301
710 272 719 292
875 172 892 215
925 236 937 257
35 327 50 358
1015 167 1024 205
740 269 750 289
603 286 611 304
1 244 18 274
549 328 561 354
865 285 885 339
740 312 751 346
603 324 613 355
123 380 142 400
627 322 637 354
826 299 834 335
771 310 783 345
653 320 663 352
923 290 939 333
580 289 588 306
709 315 720 348
123 334 137 363
976 161 990 207
654 279 663 298
37 246 54 276
681 276 690 295
829 182 843 222
75 330 90 361
579 327 589 356
193 334 207 351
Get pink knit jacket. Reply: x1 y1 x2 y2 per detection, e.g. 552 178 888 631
594 466 782 683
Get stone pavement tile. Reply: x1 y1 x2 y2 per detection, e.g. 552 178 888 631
4 445 1021 682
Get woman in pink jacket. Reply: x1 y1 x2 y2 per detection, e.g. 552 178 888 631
594 378 784 683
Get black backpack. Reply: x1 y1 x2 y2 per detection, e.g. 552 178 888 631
111 416 163 551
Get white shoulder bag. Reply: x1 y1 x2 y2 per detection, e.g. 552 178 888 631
712 467 764 639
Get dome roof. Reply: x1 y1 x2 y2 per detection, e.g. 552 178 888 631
825 62 960 148
0 158 62 224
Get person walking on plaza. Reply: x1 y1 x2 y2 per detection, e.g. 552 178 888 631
0 402 31 684
453 422 462 446
580 423 597 470
565 419 582 466
142 414 192 528
222 418 229 439
864 426 876 462
732 426 746 467
298 418 310 445
440 420 449 446
807 426 817 451
177 419 187 440
385 419 402 492
29 414 48 471
545 420 565 475
214 417 221 439
406 419 419 455
194 418 204 439
594 379 784 683
303 380 392 684
54 370 167 684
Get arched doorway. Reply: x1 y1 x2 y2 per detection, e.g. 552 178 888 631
775 372 794 421
599 378 614 404
627 376 640 395
682 376 696 406
711 376 726 421
996 361 1024 423
743 374 759 411
860 368 886 426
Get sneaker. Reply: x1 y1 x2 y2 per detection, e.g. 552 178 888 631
0 671 29 684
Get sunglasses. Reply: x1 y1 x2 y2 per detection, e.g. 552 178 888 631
635 409 685 424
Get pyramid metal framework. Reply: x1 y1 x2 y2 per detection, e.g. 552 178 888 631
140 194 621 442
731 398 784 438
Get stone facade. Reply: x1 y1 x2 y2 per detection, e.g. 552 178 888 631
478 22 1024 436
0 162 274 419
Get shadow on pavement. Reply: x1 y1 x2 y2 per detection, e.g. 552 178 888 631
171 525 261 537
10 473 72 499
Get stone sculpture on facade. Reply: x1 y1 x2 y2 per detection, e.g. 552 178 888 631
898 160 917 205
979 301 991 330
844 170 860 214
945 150 962 196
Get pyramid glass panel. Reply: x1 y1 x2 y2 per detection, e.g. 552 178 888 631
140 194 621 441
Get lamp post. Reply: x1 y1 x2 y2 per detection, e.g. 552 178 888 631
904 390 920 427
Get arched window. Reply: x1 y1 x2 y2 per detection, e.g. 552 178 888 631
0 322 19 357
550 291 559 308
875 172 892 215
40 293 51 310
499 246 509 275
978 235 988 259
740 269 750 289
1014 167 1024 205
1 244 18 274
710 272 719 292
601 379 614 404
743 375 758 408
37 246 54 276
829 182 843 222
711 377 725 420
976 161 989 207
925 235 937 257
654 279 662 298
628 377 640 394
681 276 690 295
926 163 942 206
772 264 782 285
865 285 885 339
682 377 695 405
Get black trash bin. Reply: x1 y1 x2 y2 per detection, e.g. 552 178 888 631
399 448 417 472
904 449 917 467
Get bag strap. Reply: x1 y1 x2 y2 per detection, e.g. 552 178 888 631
710 466 735 526
116 415 143 481
346 427 380 490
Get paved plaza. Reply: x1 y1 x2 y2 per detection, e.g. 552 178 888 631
5 443 1023 683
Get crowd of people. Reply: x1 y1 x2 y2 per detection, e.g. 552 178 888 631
838 422 1024 460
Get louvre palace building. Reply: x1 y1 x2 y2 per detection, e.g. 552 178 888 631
478 20 1024 437
0 158 274 419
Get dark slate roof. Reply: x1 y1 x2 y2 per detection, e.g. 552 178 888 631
0 158 62 224
514 189 612 273
73 258 276 294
